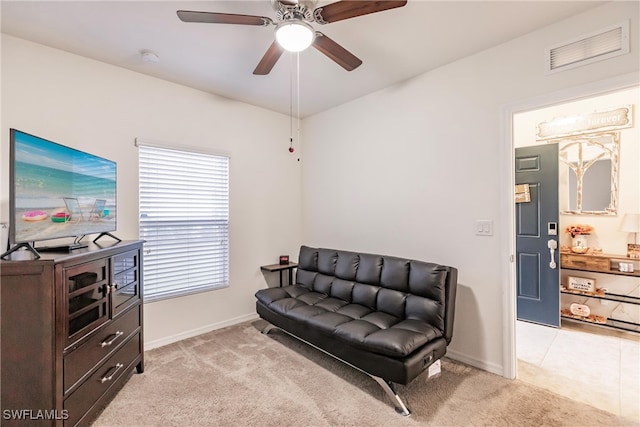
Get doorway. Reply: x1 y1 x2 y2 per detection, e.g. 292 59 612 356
508 81 640 421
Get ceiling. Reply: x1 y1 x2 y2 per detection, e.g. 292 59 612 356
1 1 606 118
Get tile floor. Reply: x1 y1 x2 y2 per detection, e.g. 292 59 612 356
516 319 640 423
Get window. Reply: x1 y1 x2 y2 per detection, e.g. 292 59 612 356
138 143 229 302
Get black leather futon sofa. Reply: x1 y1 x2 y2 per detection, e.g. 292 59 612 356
255 246 458 415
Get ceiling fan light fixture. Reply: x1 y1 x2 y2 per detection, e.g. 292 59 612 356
275 21 314 52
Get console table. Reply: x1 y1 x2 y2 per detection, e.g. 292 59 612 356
260 262 298 287
560 252 639 333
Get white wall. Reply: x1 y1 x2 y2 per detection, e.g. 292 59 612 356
0 35 303 348
301 2 639 374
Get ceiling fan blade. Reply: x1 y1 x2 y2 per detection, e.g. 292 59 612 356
177 10 273 26
314 1 407 24
253 42 285 75
312 33 362 71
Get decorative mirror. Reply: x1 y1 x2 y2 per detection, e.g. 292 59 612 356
536 105 632 217
558 132 619 215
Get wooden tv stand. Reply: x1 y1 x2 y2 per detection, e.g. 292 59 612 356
0 240 144 426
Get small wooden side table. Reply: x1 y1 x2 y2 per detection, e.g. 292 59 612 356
260 262 298 287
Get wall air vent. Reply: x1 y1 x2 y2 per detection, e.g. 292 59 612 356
545 21 629 74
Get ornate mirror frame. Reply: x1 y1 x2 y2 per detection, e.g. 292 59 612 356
557 132 619 215
536 105 633 217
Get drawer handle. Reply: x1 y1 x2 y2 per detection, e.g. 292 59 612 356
100 331 124 348
100 363 124 384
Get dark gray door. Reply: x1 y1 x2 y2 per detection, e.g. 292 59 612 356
515 144 560 327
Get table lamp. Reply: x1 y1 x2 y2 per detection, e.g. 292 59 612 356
619 213 640 244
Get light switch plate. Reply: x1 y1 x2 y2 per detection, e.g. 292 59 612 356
476 220 493 236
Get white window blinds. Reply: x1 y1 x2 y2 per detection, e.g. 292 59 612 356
138 143 229 302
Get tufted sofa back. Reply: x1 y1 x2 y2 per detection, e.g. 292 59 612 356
295 246 458 344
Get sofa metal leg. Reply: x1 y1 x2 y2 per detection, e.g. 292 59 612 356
260 323 277 335
371 376 411 416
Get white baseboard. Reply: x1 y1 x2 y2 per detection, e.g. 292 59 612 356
446 349 505 377
144 313 259 350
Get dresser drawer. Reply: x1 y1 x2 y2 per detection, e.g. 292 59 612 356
64 332 140 427
64 305 140 395
561 254 610 272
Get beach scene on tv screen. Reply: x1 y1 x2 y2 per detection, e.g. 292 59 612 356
13 131 116 243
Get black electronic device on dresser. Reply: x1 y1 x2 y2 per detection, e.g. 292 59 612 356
0 240 144 426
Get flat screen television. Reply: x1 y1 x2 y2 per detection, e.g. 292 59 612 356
5 129 117 255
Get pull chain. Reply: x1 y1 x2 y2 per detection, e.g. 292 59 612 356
289 52 295 153
296 52 300 154
288 52 301 157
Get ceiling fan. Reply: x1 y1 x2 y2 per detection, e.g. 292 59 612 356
177 0 407 75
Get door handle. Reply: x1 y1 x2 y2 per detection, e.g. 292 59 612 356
547 239 557 269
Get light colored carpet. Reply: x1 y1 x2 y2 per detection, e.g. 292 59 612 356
94 320 637 427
